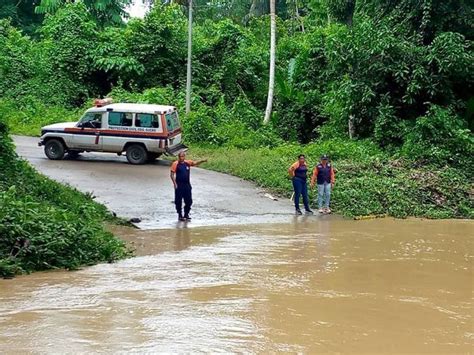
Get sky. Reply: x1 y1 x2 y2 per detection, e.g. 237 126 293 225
126 0 149 18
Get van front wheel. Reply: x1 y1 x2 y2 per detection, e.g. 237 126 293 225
44 139 65 160
147 153 161 162
126 144 148 165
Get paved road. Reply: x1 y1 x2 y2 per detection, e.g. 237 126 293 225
14 136 304 229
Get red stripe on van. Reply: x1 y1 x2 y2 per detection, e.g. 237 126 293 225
64 128 168 138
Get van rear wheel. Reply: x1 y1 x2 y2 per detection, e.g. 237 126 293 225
126 144 148 165
44 139 65 160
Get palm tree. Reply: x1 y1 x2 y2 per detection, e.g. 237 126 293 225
263 0 276 124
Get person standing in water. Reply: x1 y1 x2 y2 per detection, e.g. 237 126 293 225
170 152 207 221
310 154 335 214
288 154 313 215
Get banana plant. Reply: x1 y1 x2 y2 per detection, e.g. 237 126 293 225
275 58 305 104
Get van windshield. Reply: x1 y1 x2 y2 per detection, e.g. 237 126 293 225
165 111 180 131
79 112 102 128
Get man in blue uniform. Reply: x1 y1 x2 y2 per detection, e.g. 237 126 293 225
170 152 207 221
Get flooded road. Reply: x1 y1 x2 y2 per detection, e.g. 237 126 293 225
1 218 472 353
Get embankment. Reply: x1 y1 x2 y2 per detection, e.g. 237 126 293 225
0 118 129 278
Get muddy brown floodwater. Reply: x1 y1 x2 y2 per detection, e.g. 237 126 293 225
0 218 473 353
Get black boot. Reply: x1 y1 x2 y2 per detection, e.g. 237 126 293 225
178 213 186 221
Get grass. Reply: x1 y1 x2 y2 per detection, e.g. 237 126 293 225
187 142 473 219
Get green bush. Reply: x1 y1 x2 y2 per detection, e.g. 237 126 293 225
402 105 474 171
0 97 81 136
0 187 127 277
0 116 129 278
182 106 219 144
373 97 405 148
0 19 35 100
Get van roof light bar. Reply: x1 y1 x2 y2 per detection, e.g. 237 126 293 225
94 98 113 107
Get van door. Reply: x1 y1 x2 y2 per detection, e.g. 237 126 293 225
164 110 187 155
73 112 103 150
101 111 134 152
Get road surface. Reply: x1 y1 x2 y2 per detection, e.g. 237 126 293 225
14 136 309 229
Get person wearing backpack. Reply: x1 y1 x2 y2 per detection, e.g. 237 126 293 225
310 154 335 214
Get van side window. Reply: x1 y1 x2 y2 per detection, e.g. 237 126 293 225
165 112 180 131
135 113 159 128
108 112 133 127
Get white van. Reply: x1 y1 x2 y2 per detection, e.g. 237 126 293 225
39 100 187 164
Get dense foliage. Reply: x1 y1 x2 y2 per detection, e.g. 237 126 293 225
35 0 132 26
0 117 129 278
1 2 472 149
0 0 473 220
0 0 43 36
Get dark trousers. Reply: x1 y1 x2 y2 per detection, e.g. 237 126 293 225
292 177 310 211
175 185 193 216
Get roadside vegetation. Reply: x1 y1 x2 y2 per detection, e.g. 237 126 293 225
4 97 472 219
1 0 473 243
0 118 129 278
187 143 473 219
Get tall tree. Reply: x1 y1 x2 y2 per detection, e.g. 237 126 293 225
263 0 276 124
185 0 193 113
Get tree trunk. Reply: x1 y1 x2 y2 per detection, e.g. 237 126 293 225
249 0 258 17
348 114 355 139
263 0 276 125
327 0 356 26
346 0 356 135
185 0 193 114
345 0 356 27
295 0 305 32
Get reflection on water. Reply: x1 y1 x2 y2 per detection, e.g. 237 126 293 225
0 218 472 353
